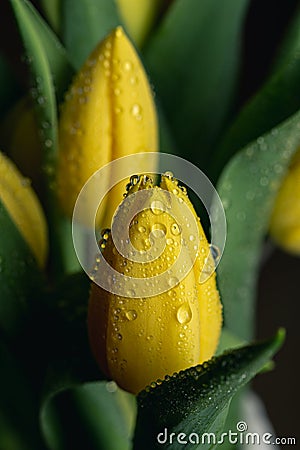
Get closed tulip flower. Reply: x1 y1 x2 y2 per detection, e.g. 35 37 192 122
88 173 222 394
270 149 300 255
57 27 158 228
0 151 48 267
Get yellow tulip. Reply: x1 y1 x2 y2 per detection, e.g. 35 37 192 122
270 149 300 255
88 174 222 394
117 0 162 47
57 26 158 228
0 152 48 267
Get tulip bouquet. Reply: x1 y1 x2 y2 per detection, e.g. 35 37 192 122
0 0 298 449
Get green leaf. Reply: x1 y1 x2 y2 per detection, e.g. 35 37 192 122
0 199 42 342
62 0 121 69
145 0 249 166
216 328 245 355
43 382 136 450
10 0 58 170
10 0 73 104
214 109 300 340
39 0 61 35
38 272 136 449
10 0 78 274
271 5 300 72
40 273 100 405
213 4 300 177
133 330 284 450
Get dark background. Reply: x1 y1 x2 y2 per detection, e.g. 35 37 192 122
0 0 300 445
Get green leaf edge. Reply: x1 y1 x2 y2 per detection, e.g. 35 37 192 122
133 329 285 450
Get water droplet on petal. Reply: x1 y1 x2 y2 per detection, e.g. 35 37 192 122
126 289 135 297
150 200 165 215
151 223 167 237
168 276 179 287
171 223 182 235
163 171 174 179
131 103 142 120
125 310 137 321
123 61 133 71
176 303 192 324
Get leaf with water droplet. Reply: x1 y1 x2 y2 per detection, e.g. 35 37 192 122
134 330 285 450
0 197 43 342
9 0 82 273
214 109 300 340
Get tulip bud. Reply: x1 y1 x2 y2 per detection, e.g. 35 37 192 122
0 152 48 267
270 150 300 255
88 174 222 394
57 27 158 228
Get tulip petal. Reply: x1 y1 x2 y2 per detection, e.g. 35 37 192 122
270 150 300 254
0 152 48 267
88 175 222 394
57 27 158 228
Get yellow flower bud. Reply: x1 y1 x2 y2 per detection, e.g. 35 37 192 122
57 27 158 228
117 0 162 47
0 152 48 267
88 174 222 394
270 149 300 255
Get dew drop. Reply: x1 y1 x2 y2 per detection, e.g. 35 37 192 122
168 276 179 287
151 223 167 237
21 178 31 187
171 223 182 235
164 171 174 179
176 303 192 324
101 228 110 240
106 381 117 393
126 289 135 297
45 139 53 148
114 106 123 114
150 200 165 215
260 176 269 186
123 61 133 71
125 310 137 321
131 103 142 120
138 226 146 233
130 76 138 85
